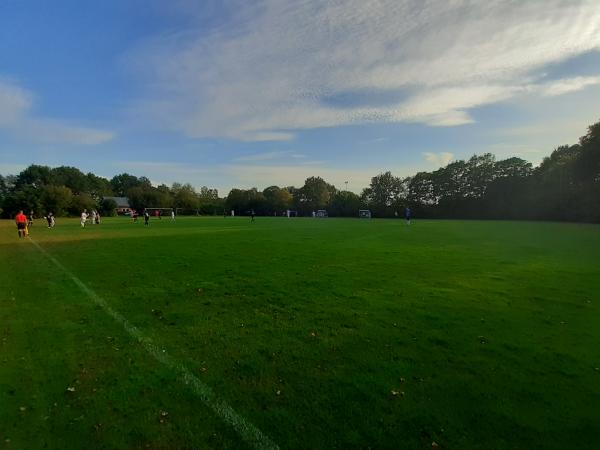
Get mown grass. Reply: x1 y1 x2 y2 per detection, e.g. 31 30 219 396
1 216 599 449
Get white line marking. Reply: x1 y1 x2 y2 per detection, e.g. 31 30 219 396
29 238 278 450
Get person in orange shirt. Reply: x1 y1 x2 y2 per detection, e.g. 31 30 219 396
15 210 28 238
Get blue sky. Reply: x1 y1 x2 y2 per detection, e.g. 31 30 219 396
1 0 600 194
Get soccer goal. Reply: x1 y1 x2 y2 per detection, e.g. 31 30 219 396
316 210 328 218
286 210 298 217
145 207 174 218
175 208 200 216
359 209 372 218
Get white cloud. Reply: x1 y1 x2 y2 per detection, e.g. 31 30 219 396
0 79 32 125
0 163 27 176
0 79 114 145
423 152 454 167
130 0 600 141
539 76 600 97
234 150 287 162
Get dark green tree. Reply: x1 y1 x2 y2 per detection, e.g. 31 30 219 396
296 177 336 214
52 166 90 194
42 185 73 216
99 198 118 217
329 190 362 216
362 171 405 217
110 173 141 197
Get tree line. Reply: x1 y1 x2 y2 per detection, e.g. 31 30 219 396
1 120 598 222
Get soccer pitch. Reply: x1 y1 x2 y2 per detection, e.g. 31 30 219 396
1 217 599 449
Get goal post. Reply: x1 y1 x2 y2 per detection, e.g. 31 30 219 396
145 207 174 217
175 208 200 216
359 209 372 218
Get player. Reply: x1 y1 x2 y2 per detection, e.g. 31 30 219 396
405 206 412 225
171 210 175 221
144 209 150 226
28 210 34 228
15 210 28 238
250 209 255 222
80 209 88 227
46 212 54 228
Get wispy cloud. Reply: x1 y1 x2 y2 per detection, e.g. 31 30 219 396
234 150 287 162
0 163 27 176
0 79 32 126
130 0 600 141
234 150 308 162
539 76 600 97
423 152 454 167
0 78 114 145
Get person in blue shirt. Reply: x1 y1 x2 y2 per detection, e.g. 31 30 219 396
405 207 412 225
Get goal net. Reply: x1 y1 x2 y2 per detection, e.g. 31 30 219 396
175 208 200 216
316 210 328 218
145 207 174 218
359 209 372 218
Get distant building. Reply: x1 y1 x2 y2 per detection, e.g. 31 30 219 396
103 197 131 215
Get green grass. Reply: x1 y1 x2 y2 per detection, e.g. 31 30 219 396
1 216 599 449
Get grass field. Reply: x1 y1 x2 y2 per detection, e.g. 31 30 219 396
1 216 599 449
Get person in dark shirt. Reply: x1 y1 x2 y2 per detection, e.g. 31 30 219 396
144 210 150 226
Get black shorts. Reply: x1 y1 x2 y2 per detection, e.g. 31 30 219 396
17 223 26 230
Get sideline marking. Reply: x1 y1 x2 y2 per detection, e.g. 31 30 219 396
29 238 278 450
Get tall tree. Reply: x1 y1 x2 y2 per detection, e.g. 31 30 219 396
330 190 362 217
296 177 336 213
362 171 404 217
263 186 293 212
42 185 73 216
171 183 199 209
110 173 141 197
15 165 54 189
52 166 89 194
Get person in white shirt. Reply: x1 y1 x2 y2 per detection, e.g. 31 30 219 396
80 210 88 227
171 210 175 221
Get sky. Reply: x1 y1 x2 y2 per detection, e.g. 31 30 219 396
1 0 600 194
